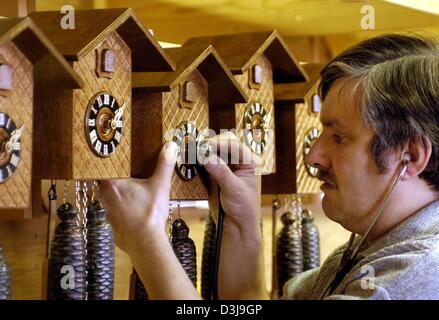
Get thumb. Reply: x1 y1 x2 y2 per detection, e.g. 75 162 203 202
204 154 239 191
151 141 178 190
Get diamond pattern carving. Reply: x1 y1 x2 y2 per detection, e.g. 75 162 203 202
0 42 33 208
72 31 131 179
162 69 209 200
234 54 275 175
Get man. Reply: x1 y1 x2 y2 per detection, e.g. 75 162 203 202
100 33 439 299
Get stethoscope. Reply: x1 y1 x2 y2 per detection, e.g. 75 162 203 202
320 153 410 299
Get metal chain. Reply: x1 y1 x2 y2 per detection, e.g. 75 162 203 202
283 195 291 213
291 194 303 234
91 180 99 203
168 201 174 242
75 181 81 228
82 181 89 300
63 180 70 204
297 195 303 229
299 197 304 236
273 194 281 210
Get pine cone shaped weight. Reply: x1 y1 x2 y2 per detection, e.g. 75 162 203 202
86 201 115 300
201 212 216 300
276 211 303 297
133 269 149 300
301 210 320 271
48 203 86 300
0 246 10 300
172 219 197 287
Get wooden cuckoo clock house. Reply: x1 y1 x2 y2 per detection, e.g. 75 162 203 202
131 44 247 200
0 17 81 210
184 31 307 177
262 62 323 194
28 8 175 180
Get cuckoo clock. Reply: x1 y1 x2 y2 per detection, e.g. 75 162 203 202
28 8 175 180
0 17 81 211
262 63 323 194
184 31 307 177
131 44 247 200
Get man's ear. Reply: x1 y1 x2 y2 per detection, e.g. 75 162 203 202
403 136 432 179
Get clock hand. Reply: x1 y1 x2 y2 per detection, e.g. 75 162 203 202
110 101 126 130
5 124 24 154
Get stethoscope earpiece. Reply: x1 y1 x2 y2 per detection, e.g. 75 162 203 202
403 153 411 165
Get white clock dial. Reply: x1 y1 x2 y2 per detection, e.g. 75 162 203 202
243 102 268 155
0 112 22 183
85 92 124 158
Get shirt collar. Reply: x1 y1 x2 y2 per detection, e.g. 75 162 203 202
359 199 439 257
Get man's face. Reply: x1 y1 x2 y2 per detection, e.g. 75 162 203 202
306 79 397 233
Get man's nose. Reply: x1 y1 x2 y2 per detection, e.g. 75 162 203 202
305 137 330 171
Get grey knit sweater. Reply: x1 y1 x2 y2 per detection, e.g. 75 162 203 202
283 200 439 300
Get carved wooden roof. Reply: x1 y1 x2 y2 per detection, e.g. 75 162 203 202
0 17 82 88
184 30 308 83
29 8 175 72
133 44 248 104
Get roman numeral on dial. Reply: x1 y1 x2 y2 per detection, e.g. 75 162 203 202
86 93 123 157
95 140 102 153
89 130 97 143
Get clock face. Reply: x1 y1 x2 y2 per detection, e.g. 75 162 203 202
172 122 209 181
85 92 124 158
243 102 268 155
0 112 22 183
303 127 321 177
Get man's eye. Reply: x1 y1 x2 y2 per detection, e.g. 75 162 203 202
332 134 345 144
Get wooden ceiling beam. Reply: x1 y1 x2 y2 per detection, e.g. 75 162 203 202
34 0 439 44
0 0 35 17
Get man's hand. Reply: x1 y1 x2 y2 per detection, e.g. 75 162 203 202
99 141 178 256
204 132 261 232
203 132 268 299
99 141 200 299
99 133 267 299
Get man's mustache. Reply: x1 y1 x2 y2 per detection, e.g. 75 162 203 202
316 169 337 187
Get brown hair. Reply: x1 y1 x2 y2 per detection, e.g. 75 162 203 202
319 34 439 190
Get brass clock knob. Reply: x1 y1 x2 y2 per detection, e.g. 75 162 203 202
172 121 209 181
0 112 22 183
303 127 321 177
85 92 124 157
243 102 268 155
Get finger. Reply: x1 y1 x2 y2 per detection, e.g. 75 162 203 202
204 154 240 191
206 134 261 169
150 141 178 191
